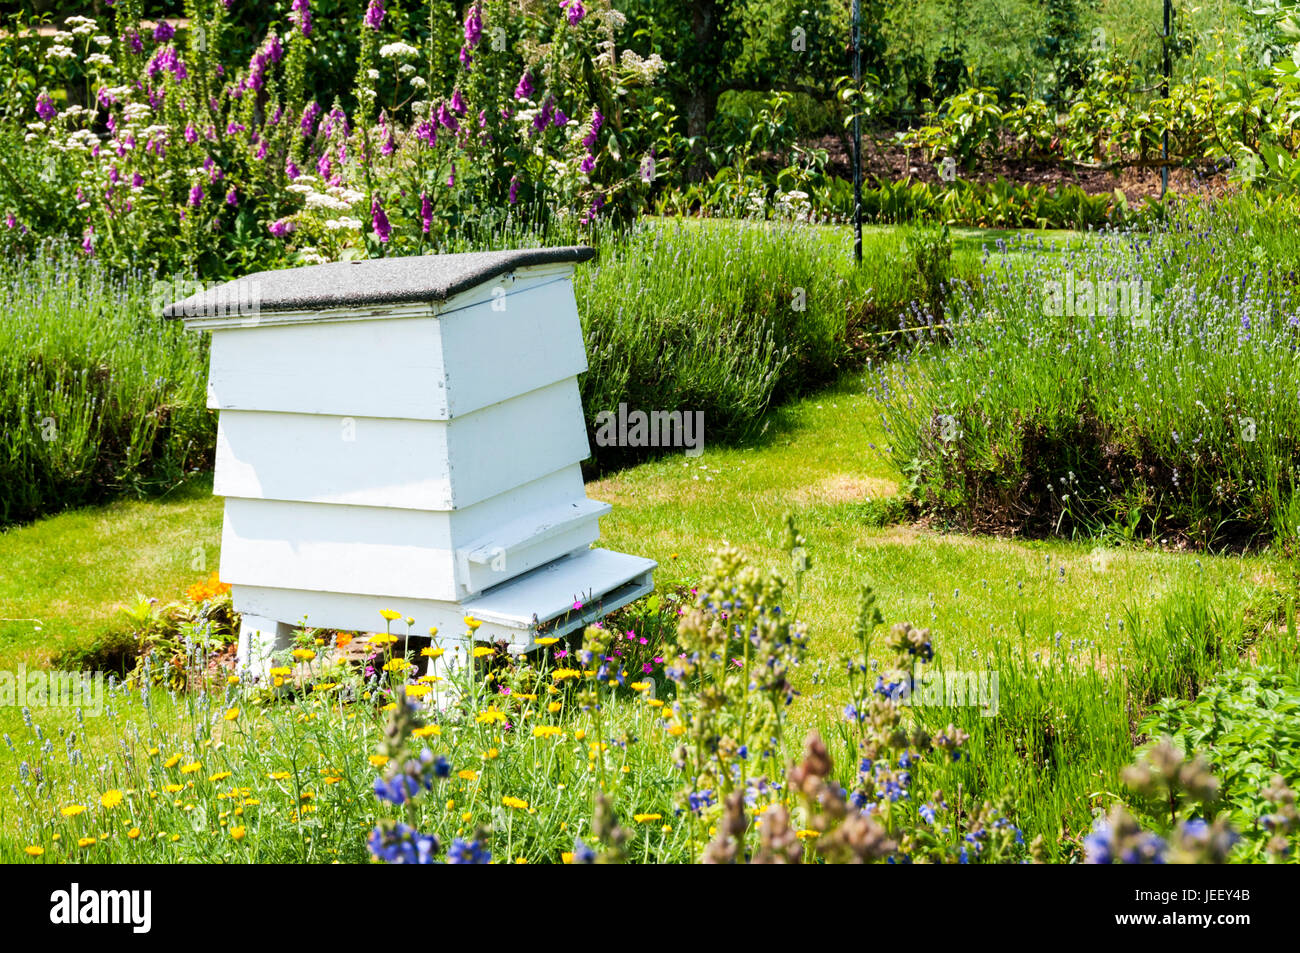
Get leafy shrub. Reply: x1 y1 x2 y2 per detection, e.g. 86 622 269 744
1140 667 1300 859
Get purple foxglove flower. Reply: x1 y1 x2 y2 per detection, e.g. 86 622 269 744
301 102 321 137
561 0 586 25
436 102 459 133
286 160 300 179
415 120 436 147
508 177 519 204
226 189 238 206
363 0 386 30
533 96 554 132
255 139 268 160
464 5 483 47
5 214 15 229
188 184 204 206
291 0 312 36
420 192 432 233
35 92 56 121
579 153 595 174
371 198 391 242
447 163 456 187
268 219 289 238
184 123 198 144
459 46 473 69
514 72 534 101
132 172 144 188
451 88 467 115
553 108 568 127
316 152 331 178
82 227 95 256
153 20 175 42
582 108 603 151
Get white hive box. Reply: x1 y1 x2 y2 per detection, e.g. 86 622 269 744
163 247 655 672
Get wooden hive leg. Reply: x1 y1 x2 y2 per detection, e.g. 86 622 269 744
237 614 296 680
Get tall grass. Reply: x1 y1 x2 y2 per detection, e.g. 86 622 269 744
879 193 1300 549
0 245 212 526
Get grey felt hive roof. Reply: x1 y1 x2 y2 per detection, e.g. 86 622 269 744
161 246 595 318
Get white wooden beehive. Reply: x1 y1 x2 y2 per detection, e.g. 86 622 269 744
164 247 655 672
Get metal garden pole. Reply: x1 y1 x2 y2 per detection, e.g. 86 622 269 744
852 0 862 263
1161 0 1171 198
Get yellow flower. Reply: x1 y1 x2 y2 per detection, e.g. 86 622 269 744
148 747 160 757
457 769 478 782
405 684 432 698
24 846 43 857
180 762 201 775
483 748 500 760
796 830 820 840
209 772 232 783
163 784 183 794
163 755 181 769
60 805 86 817
574 729 586 740
99 790 123 809
312 682 338 692
268 771 290 781
667 724 686 736
476 706 507 725
412 725 442 738
368 755 389 768
77 836 97 848
461 811 473 823
633 813 662 823
547 701 562 713
269 666 291 677
552 668 581 681
472 646 494 658
502 796 529 810
647 698 665 708
128 828 140 839
336 633 354 648
226 675 240 685
291 648 316 661
464 615 483 630
369 633 398 646
535 637 560 646
224 707 240 721
561 851 574 863
629 681 651 692
421 646 445 659
532 725 562 738
383 658 410 672
379 609 402 621
231 826 246 841
428 626 439 637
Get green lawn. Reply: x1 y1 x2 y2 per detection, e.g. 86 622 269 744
0 367 1282 807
